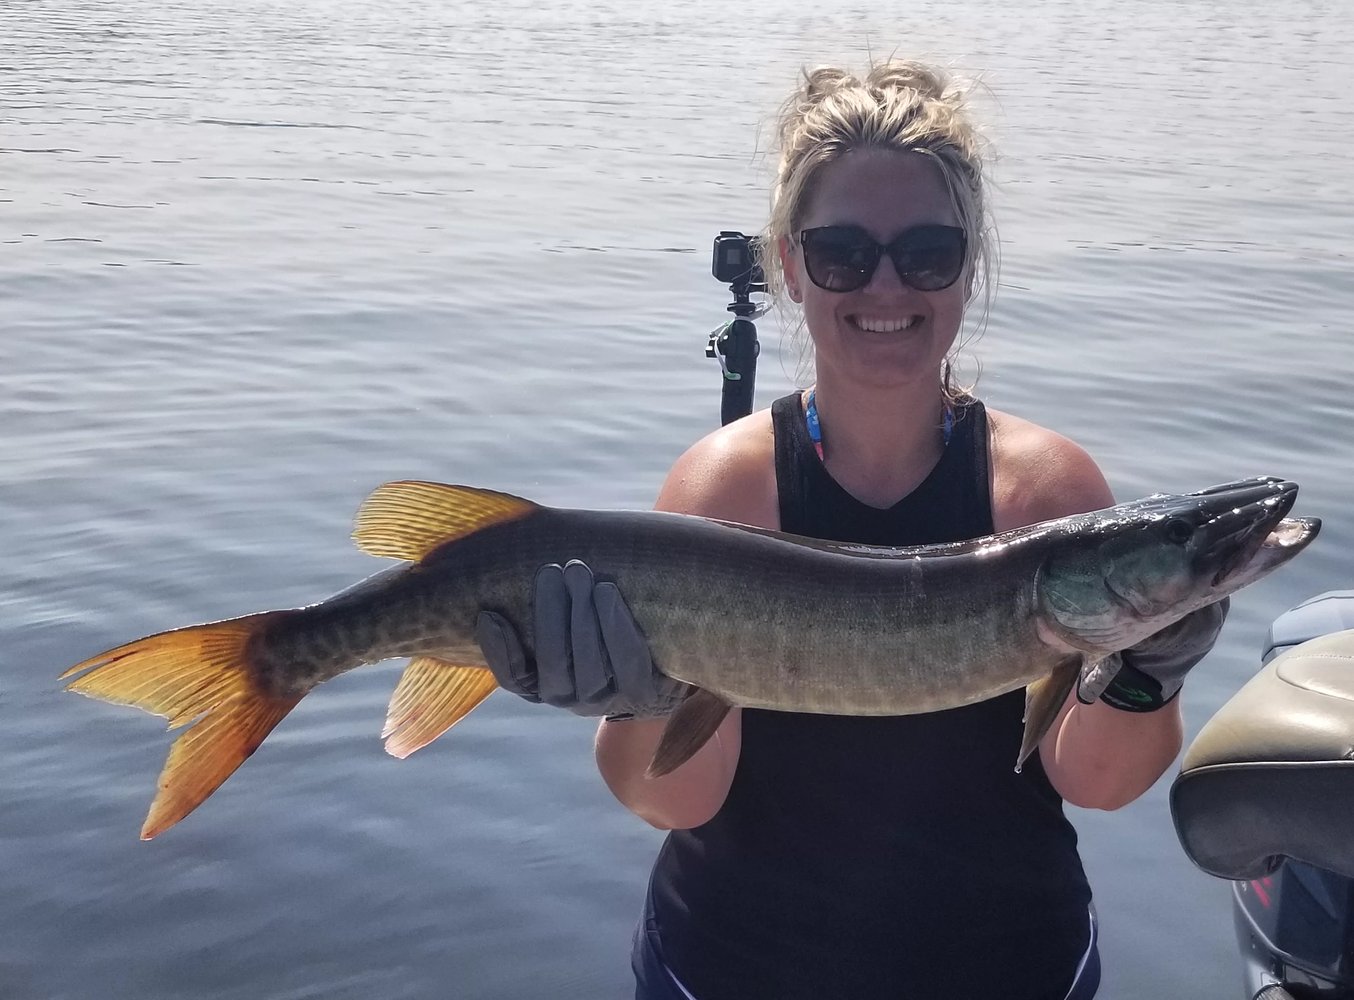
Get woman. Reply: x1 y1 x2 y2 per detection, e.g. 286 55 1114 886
477 59 1224 1000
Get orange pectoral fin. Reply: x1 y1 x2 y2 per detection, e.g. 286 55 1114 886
382 657 499 759
1017 654 1083 772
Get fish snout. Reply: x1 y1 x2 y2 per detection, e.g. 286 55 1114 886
1184 476 1291 501
1193 481 1313 589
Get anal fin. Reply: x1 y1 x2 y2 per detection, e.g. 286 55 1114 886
647 688 732 778
383 656 498 759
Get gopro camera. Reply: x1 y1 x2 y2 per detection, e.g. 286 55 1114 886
712 231 765 287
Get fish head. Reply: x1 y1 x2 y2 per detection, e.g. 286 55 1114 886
1036 477 1320 653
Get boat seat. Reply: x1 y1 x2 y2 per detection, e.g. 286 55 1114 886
1170 630 1354 880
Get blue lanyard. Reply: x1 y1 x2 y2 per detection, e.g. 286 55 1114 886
804 389 953 461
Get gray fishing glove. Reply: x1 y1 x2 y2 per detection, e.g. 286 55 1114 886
475 559 688 718
1099 597 1230 712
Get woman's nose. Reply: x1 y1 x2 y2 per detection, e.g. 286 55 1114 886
864 252 912 294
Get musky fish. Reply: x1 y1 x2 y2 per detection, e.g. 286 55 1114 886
63 476 1318 839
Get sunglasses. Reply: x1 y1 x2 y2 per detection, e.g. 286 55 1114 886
798 224 967 293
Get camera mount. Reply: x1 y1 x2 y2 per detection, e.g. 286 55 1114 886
707 231 767 426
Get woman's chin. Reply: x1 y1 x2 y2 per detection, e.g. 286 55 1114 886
826 340 947 388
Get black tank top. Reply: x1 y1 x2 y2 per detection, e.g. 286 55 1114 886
648 392 1092 1000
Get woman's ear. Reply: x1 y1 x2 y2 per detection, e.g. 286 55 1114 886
778 235 803 303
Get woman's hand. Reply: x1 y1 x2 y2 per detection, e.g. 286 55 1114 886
1100 599 1230 712
476 560 688 718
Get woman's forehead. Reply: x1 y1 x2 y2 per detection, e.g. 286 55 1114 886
801 148 958 232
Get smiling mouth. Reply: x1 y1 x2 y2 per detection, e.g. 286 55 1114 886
850 315 922 333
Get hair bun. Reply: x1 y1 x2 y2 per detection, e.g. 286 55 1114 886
865 62 951 102
800 66 860 104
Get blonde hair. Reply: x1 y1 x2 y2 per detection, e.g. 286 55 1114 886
764 60 996 393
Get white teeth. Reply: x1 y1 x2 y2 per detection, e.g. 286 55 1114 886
854 316 918 333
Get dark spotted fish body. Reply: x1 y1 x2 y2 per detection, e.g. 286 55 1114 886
64 477 1318 838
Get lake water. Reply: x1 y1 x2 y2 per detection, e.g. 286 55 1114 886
2 1 1351 997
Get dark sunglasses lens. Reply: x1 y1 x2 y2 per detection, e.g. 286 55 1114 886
801 230 878 292
891 226 966 291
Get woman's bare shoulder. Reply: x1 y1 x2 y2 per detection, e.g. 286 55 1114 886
985 406 1115 530
655 408 780 528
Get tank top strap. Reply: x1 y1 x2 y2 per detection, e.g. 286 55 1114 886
770 392 814 536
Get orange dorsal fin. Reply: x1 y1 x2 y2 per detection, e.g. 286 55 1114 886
382 656 499 759
352 481 537 561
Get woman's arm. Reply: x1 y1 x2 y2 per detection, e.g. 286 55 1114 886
594 412 779 830
989 411 1184 810
1039 685 1183 811
595 712 743 830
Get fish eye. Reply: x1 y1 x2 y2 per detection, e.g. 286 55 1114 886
1164 518 1195 545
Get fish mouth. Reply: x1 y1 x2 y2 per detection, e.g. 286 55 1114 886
1185 478 1320 590
1245 515 1322 581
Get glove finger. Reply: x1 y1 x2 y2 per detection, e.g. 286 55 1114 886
474 611 540 702
595 581 659 706
563 560 613 706
533 564 576 707
1076 652 1122 705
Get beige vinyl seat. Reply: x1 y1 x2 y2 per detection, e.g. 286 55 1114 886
1171 629 1354 881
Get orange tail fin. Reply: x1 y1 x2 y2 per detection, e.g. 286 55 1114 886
61 613 302 840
